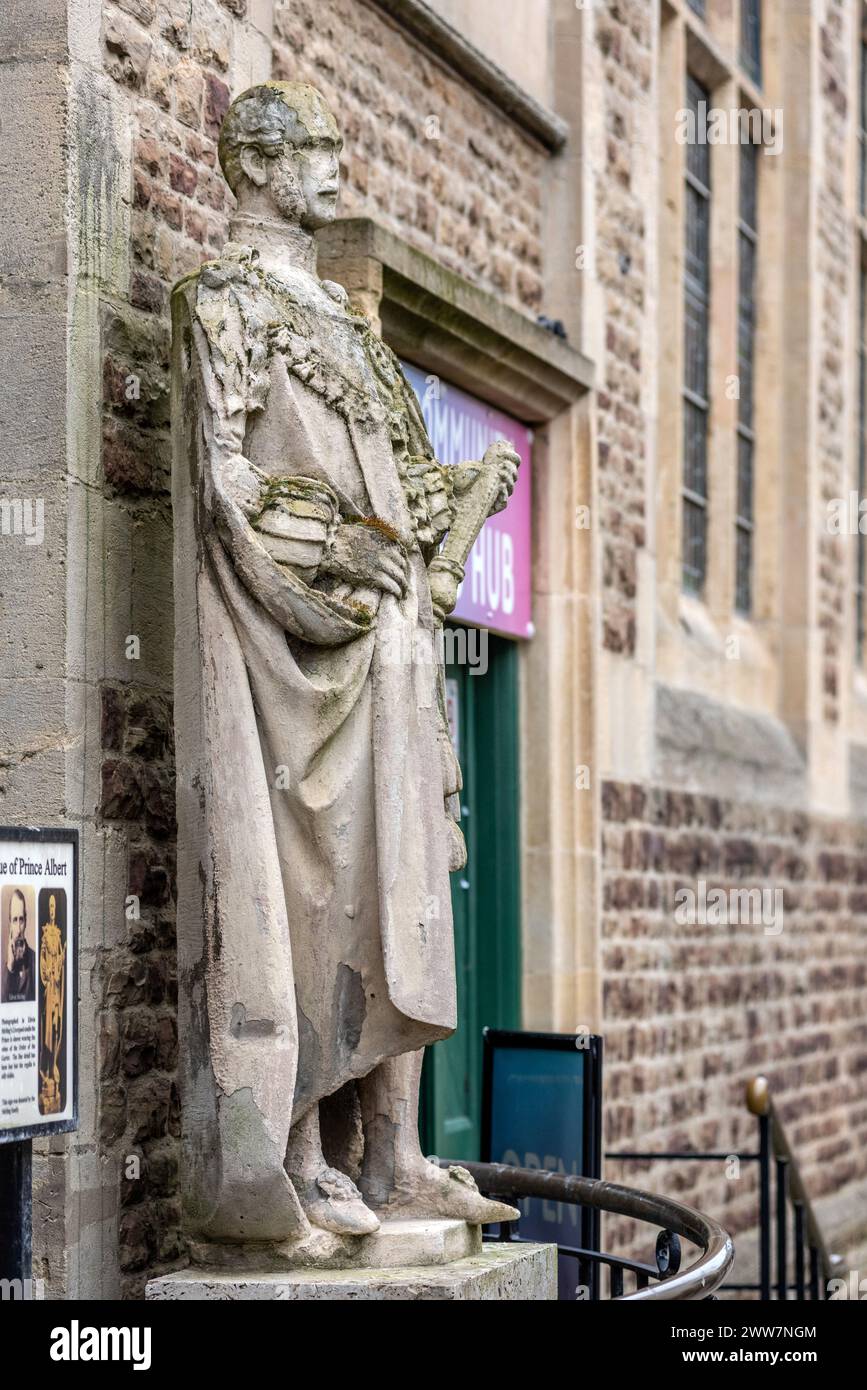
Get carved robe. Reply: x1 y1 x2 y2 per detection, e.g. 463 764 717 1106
172 245 460 1234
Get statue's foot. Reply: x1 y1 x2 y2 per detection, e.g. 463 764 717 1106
376 1157 519 1225
293 1166 380 1237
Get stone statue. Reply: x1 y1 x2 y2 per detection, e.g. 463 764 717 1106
172 81 520 1261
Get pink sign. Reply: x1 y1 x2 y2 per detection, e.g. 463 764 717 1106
402 362 533 640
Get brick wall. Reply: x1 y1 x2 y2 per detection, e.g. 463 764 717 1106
272 0 544 313
98 684 179 1290
102 0 547 322
104 0 235 302
601 780 867 1256
593 0 653 657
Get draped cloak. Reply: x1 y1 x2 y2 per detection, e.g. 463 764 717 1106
172 245 459 1239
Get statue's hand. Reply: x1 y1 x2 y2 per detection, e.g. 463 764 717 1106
482 441 520 515
427 557 464 624
322 522 410 599
220 453 266 519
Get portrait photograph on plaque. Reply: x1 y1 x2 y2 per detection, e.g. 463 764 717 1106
1 884 36 1006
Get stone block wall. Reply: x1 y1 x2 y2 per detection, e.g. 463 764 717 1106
601 781 867 1256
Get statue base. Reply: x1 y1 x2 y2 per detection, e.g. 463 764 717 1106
146 1233 556 1301
178 1216 525 1273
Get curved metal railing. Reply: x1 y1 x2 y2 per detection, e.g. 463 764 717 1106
451 1160 735 1300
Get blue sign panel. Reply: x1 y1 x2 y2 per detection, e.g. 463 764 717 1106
482 1030 603 1299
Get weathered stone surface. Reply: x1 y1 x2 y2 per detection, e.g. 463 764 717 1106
654 686 806 806
172 79 521 1260
189 1217 482 1272
147 1242 556 1300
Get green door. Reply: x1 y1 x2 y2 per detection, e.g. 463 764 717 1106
421 627 522 1162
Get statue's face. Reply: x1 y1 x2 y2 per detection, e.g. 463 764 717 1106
49 895 56 924
271 137 341 230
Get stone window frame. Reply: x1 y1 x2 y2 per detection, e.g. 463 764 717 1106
657 0 780 715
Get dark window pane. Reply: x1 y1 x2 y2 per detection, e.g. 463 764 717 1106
735 520 753 614
684 400 708 497
738 345 754 429
688 0 706 17
685 186 711 291
683 493 708 595
685 290 709 400
740 140 759 232
737 434 754 522
741 0 762 85
738 235 756 315
686 77 711 188
683 75 712 595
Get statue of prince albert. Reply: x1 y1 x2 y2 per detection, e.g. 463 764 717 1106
172 81 519 1256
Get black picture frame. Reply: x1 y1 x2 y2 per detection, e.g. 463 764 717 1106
0 826 79 1144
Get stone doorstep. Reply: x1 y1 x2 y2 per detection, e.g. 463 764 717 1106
146 1242 557 1301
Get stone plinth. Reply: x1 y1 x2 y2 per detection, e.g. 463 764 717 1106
147 1241 556 1301
186 1218 483 1273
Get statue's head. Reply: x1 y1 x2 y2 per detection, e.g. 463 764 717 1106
219 82 342 231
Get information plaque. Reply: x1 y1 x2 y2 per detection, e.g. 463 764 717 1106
0 828 78 1142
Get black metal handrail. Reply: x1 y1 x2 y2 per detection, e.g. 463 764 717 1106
745 1076 840 1299
605 1074 841 1299
449 1160 734 1300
